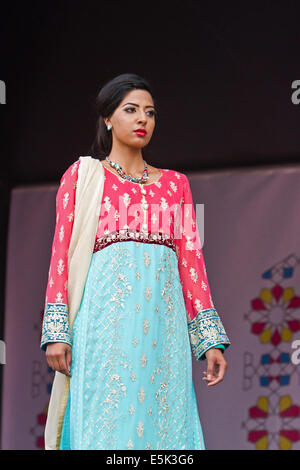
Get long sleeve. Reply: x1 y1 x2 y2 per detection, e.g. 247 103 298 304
174 174 231 360
40 160 80 351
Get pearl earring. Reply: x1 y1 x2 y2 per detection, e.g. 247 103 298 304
107 124 112 131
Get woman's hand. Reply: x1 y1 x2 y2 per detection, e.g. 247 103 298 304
46 342 72 377
202 348 227 386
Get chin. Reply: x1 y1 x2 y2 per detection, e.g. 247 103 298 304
130 141 149 149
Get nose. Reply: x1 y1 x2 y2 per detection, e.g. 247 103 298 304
137 111 147 124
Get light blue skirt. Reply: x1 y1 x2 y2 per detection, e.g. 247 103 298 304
60 240 205 450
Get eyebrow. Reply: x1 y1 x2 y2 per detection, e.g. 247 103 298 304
122 102 155 109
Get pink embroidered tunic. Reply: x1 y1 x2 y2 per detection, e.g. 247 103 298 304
41 158 231 450
41 159 230 360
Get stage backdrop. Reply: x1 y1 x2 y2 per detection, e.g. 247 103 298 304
2 164 300 450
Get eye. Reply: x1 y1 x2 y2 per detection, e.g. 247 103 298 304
124 107 156 118
125 107 136 113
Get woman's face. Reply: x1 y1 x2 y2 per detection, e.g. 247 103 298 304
105 89 156 149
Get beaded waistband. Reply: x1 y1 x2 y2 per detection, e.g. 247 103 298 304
93 228 178 257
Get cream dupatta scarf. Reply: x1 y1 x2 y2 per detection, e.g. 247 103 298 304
44 156 104 450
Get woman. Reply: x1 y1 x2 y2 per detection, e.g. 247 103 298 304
41 73 231 450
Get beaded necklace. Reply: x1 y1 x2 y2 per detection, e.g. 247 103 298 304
105 156 149 184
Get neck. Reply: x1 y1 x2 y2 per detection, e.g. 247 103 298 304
107 143 146 175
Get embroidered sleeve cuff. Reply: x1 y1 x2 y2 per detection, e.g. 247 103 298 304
40 303 72 352
187 308 231 361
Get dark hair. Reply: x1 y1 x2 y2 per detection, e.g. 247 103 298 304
90 73 157 158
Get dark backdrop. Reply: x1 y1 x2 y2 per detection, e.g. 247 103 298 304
1 0 300 442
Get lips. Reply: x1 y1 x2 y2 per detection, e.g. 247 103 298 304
134 129 147 136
